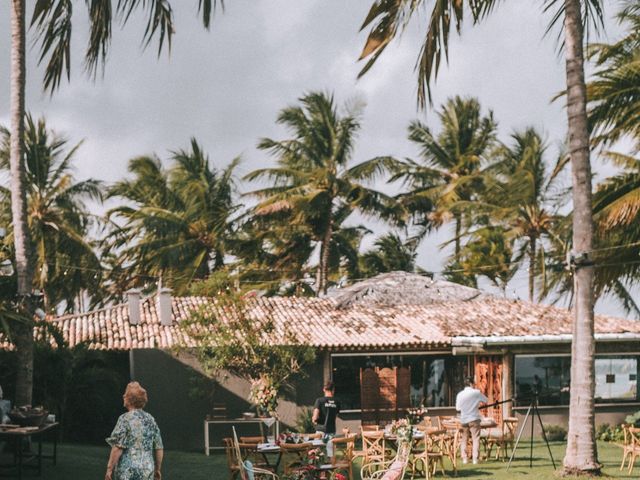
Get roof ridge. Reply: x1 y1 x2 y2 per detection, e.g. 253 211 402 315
48 302 128 322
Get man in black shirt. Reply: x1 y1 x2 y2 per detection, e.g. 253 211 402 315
312 381 341 434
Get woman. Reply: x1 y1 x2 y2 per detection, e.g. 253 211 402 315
105 382 164 480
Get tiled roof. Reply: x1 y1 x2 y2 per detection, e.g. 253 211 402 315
35 294 640 351
330 271 487 307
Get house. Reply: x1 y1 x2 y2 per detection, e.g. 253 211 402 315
46 272 640 450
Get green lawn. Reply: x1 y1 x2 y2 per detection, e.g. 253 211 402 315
28 440 631 479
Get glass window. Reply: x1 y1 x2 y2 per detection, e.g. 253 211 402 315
595 356 639 402
515 356 571 406
515 355 640 407
331 354 469 410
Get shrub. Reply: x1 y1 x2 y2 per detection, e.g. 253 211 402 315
543 424 567 442
596 423 624 442
296 407 315 433
625 410 640 427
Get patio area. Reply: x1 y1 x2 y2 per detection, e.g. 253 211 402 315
32 440 633 480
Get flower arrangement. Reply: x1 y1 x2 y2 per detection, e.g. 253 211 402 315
248 374 278 417
277 431 305 444
406 406 428 425
389 418 413 444
281 448 327 480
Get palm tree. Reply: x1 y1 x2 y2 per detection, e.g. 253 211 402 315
391 96 497 266
0 116 103 313
488 128 567 301
106 139 239 295
232 214 316 295
585 4 640 316
454 225 516 294
8 0 221 407
244 92 394 295
359 233 418 278
587 1 640 148
590 151 640 316
357 0 602 472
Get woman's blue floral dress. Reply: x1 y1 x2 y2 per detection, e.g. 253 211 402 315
106 410 163 480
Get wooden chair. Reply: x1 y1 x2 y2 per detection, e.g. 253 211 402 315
437 416 456 429
211 403 228 419
240 436 265 444
304 432 324 440
437 418 461 472
362 424 381 432
361 430 387 465
361 442 411 480
620 424 633 472
331 435 356 480
483 416 518 461
408 428 445 479
232 428 279 480
223 437 241 480
279 442 313 475
421 417 433 428
622 426 640 474
238 442 274 472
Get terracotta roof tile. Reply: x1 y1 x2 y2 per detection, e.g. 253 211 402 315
3 273 639 351
22 294 638 351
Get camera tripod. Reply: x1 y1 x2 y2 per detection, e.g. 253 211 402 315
507 392 556 470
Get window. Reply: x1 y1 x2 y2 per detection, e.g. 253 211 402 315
595 356 639 402
515 356 571 406
331 354 469 410
515 354 640 407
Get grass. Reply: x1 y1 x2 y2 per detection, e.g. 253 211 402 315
13 440 633 479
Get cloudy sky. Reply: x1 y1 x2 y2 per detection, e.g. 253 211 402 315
0 1 633 316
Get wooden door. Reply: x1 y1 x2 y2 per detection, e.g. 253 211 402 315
474 355 503 424
360 366 411 425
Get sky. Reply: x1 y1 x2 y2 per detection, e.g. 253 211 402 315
0 0 634 317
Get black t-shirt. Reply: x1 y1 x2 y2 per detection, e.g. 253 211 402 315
313 396 341 434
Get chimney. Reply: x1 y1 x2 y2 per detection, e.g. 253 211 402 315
157 288 173 326
126 289 142 325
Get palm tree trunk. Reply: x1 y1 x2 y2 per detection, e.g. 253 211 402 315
528 236 536 302
454 215 461 258
316 220 333 296
562 0 598 474
10 0 35 407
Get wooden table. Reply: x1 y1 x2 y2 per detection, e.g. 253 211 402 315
0 422 59 479
204 418 280 455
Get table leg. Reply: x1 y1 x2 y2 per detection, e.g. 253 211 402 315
204 421 209 456
38 436 42 476
17 439 22 480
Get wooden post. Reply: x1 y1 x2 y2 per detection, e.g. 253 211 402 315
503 352 513 418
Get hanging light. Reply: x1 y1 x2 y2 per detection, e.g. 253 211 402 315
0 259 14 277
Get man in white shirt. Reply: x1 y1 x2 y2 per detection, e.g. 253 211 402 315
455 376 488 464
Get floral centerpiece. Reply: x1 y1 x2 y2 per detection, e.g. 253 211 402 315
282 449 347 480
389 418 413 444
248 374 278 418
406 406 428 425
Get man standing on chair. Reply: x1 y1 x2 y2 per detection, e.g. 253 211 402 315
456 376 488 465
312 381 341 434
